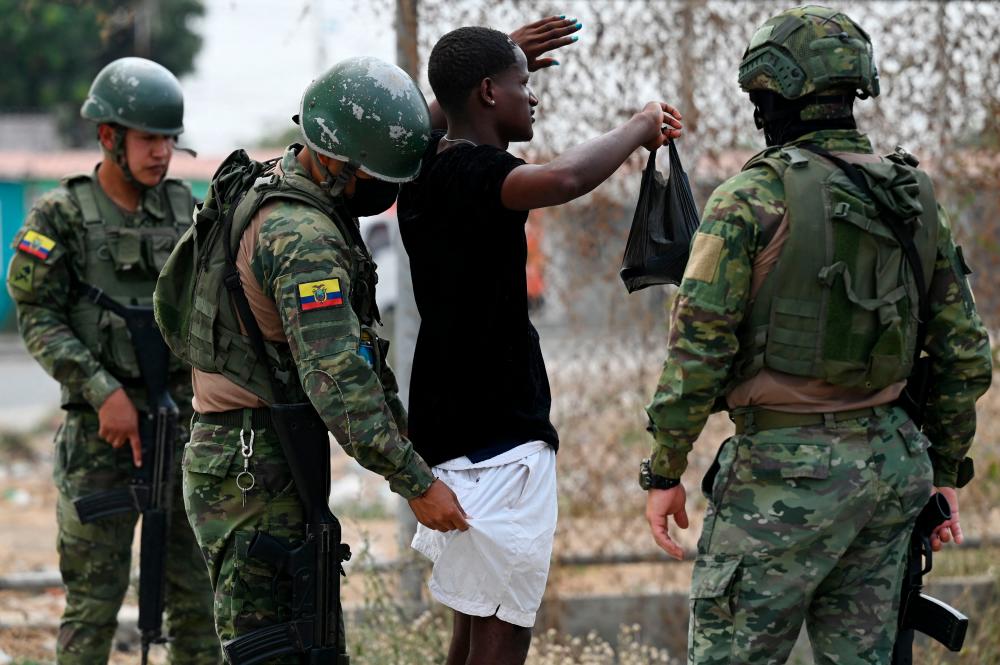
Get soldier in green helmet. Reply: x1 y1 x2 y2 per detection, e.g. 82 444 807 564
641 6 992 663
5 57 219 664
171 56 468 662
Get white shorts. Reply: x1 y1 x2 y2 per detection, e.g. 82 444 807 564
411 441 557 628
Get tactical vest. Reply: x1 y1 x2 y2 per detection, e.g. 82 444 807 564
730 146 939 390
64 174 192 406
181 166 380 404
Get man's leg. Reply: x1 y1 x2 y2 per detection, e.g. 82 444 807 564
164 435 223 664
445 611 472 665
53 411 137 665
55 492 136 664
467 614 532 665
183 420 320 665
807 409 934 665
688 428 879 665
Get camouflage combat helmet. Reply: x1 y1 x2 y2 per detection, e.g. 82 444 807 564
298 56 431 183
81 57 185 135
739 5 880 101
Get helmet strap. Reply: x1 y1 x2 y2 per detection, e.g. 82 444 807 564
317 157 358 198
109 126 156 191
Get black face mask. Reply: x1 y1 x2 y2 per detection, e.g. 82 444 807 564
345 178 400 217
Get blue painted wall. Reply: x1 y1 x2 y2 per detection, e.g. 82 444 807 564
0 178 208 331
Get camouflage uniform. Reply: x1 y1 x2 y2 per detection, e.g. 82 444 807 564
6 176 220 664
646 130 992 664
181 146 434 659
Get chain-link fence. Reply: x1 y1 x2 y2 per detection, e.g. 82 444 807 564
349 0 1000 589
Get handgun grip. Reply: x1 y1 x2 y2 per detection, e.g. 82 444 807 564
247 531 292 572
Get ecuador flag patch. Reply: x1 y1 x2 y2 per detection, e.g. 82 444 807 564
17 230 56 260
298 278 344 311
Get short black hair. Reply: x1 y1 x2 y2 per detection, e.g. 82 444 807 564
428 26 518 113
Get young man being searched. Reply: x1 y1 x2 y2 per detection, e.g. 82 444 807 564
398 26 683 665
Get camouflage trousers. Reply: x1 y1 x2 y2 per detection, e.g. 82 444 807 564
688 405 934 665
53 409 220 664
182 415 349 664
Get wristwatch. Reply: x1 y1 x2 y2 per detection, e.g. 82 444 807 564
639 458 681 491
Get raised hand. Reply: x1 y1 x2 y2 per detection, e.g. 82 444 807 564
509 15 582 71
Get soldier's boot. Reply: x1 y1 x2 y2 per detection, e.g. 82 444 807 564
55 493 134 664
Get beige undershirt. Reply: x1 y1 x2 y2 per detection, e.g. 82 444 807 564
191 202 287 413
725 150 906 412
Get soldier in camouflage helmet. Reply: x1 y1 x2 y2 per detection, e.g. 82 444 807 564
176 57 468 661
641 6 991 663
5 57 219 663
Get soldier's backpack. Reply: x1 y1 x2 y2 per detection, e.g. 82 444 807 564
729 144 939 392
153 148 368 402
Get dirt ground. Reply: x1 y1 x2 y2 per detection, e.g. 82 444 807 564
2 377 998 663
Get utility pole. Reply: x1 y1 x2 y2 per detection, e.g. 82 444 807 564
393 0 423 610
134 0 157 57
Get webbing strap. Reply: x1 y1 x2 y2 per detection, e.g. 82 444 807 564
163 180 194 229
220 202 286 405
799 144 930 340
68 177 103 225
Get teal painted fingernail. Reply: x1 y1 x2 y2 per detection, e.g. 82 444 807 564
576 22 583 29
571 35 579 42
553 60 560 65
559 14 566 18
568 17 576 22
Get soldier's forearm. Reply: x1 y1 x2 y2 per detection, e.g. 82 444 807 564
17 304 122 408
300 363 433 498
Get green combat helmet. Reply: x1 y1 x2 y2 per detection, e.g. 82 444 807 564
81 57 185 135
298 56 431 184
739 5 880 103
81 57 186 188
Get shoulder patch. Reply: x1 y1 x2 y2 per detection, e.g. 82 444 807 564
684 232 724 283
8 261 35 292
17 230 56 260
298 278 344 311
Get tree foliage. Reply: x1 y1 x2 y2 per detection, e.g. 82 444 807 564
0 0 204 145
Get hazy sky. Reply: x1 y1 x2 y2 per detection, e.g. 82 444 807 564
181 0 394 154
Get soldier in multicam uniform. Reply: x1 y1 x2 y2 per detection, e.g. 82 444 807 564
171 58 467 660
641 6 992 664
4 58 219 664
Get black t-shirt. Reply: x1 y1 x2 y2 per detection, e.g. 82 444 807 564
397 131 559 466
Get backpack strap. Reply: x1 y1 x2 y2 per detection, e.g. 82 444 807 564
219 182 288 405
65 175 103 226
162 178 194 230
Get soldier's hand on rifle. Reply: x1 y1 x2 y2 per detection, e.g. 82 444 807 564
646 484 688 560
97 387 142 468
408 479 470 532
930 486 962 552
509 15 582 71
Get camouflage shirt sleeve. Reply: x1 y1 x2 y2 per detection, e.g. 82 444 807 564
5 199 122 409
376 355 408 436
920 205 992 487
253 205 433 499
645 168 774 479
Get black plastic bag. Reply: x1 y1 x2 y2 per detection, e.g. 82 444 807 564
620 140 700 292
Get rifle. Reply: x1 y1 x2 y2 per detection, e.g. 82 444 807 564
72 287 178 665
891 493 969 664
222 402 351 665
